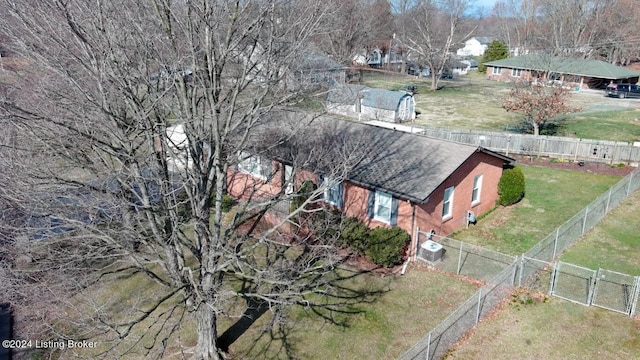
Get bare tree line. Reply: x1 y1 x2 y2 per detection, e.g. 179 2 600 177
488 0 640 64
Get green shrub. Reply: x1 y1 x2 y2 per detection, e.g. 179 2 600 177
498 166 525 206
290 179 316 213
365 227 409 268
221 194 236 213
338 216 369 255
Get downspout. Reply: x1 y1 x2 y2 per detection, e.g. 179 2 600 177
402 201 416 275
410 201 417 262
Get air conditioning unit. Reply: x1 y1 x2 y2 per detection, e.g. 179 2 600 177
420 240 443 262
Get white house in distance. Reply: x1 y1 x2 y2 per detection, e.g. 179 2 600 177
326 84 416 123
456 37 496 57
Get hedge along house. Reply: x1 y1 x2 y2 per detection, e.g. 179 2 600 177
484 54 640 89
326 84 416 123
226 112 515 260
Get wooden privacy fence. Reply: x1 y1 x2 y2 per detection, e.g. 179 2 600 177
420 128 640 164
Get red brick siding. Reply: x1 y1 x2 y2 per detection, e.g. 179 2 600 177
228 153 506 259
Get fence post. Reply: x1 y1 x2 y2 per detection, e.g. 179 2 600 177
581 205 589 235
512 257 518 286
630 276 640 318
549 262 559 295
518 255 525 287
476 290 482 325
457 241 463 275
425 332 431 360
553 228 559 259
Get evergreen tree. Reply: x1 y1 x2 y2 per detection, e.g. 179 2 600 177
479 40 509 73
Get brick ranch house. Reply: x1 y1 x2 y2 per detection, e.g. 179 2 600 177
484 54 640 90
225 113 515 260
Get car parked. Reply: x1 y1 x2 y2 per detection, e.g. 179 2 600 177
606 83 640 99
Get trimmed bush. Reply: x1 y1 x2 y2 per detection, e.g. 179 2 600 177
290 179 316 213
365 227 410 268
221 194 236 213
498 166 525 206
338 216 369 255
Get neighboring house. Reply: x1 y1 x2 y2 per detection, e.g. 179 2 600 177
449 59 470 75
456 37 496 57
460 59 478 71
287 45 346 90
326 84 416 123
366 38 407 71
227 114 515 260
484 55 640 89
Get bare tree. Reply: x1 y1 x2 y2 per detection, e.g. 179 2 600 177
406 0 475 90
313 0 394 65
493 0 640 64
0 1 380 359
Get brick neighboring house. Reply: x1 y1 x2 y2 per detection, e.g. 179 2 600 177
226 113 515 260
484 55 640 89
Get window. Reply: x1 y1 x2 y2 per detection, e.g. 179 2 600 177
442 186 454 219
492 66 502 75
374 191 392 223
472 174 483 205
511 68 522 77
238 151 270 180
367 190 398 225
323 177 343 207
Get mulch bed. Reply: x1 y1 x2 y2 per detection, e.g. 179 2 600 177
512 155 636 177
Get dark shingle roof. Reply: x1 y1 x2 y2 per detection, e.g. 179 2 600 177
264 113 513 203
326 84 367 105
485 55 640 80
474 37 495 45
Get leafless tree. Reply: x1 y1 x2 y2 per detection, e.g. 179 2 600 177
312 0 394 66
406 0 475 90
0 1 381 359
492 0 640 64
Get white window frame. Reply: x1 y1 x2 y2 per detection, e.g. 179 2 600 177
472 174 483 205
442 186 454 219
374 191 392 224
323 177 342 207
492 66 502 75
511 68 522 77
238 151 269 180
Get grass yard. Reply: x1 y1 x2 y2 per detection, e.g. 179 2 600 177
451 165 622 255
445 292 640 360
560 188 640 275
58 263 477 359
227 266 478 359
558 109 640 143
359 71 640 142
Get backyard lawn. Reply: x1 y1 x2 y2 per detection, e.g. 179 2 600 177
451 164 622 255
227 267 478 359
360 71 640 143
560 188 640 275
445 293 640 360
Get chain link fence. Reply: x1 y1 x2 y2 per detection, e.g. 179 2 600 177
417 234 516 282
400 166 640 359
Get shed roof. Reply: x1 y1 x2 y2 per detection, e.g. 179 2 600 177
327 84 412 111
261 113 514 203
485 55 640 80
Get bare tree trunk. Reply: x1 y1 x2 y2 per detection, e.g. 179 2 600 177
195 302 221 360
